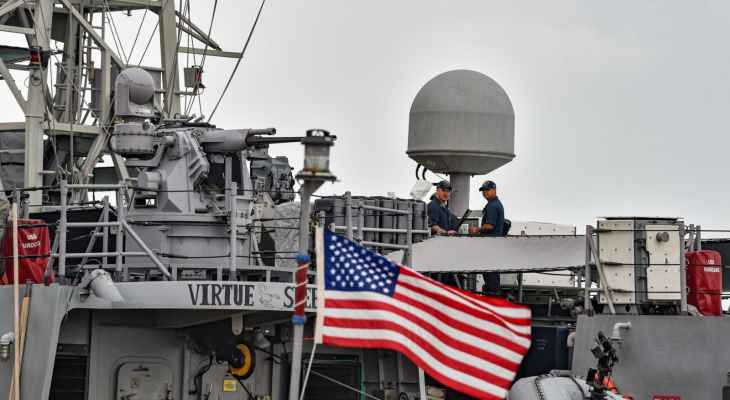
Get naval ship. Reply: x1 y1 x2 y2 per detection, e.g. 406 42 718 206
0 1 727 399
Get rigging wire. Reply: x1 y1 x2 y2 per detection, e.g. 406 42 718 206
137 19 159 65
207 0 266 122
184 0 219 117
100 1 129 63
126 1 152 65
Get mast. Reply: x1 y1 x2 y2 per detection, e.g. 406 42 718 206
0 0 236 205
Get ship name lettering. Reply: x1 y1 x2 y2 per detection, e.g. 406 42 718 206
188 283 255 306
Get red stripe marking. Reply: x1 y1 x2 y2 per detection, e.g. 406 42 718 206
397 280 531 339
324 317 514 388
399 267 533 322
398 269 532 323
380 293 528 351
325 298 522 369
400 267 531 311
322 335 507 400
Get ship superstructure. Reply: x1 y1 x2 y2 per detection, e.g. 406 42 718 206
0 2 728 400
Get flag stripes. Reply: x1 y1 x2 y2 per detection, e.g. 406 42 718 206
318 231 531 399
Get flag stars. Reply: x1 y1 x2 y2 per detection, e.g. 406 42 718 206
324 232 400 295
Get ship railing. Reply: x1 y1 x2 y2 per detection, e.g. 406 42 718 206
12 180 319 283
325 192 425 266
56 180 172 282
12 180 173 282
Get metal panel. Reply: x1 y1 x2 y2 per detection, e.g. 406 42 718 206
645 224 681 301
0 285 71 400
386 236 586 273
516 272 574 287
597 219 636 304
509 221 576 236
573 314 730 400
116 361 173 399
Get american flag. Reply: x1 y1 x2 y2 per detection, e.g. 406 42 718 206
314 230 531 400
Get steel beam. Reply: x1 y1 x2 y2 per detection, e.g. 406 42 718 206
175 10 221 50
0 58 26 113
178 46 241 59
58 0 125 68
0 0 23 19
23 0 53 207
0 24 34 35
58 0 80 122
159 0 181 117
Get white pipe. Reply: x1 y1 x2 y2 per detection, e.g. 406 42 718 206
84 269 124 302
0 332 15 360
610 321 632 343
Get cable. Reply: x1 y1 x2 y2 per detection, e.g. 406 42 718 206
183 0 218 116
207 0 266 122
137 19 159 65
189 354 213 395
236 378 255 400
127 2 152 64
100 1 129 63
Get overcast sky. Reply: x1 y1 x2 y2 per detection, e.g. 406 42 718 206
2 1 729 233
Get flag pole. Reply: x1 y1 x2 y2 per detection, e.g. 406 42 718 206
11 202 19 400
405 209 427 400
288 182 315 400
314 222 325 344
418 368 427 400
289 129 336 400
299 222 326 400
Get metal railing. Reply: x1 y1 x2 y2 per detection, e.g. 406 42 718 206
58 180 172 281
327 192 427 267
11 179 308 283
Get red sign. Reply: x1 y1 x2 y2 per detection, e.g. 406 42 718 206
652 396 680 400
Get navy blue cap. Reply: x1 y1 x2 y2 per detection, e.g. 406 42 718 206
478 180 496 191
435 180 452 190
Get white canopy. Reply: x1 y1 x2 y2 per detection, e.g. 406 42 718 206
387 235 587 273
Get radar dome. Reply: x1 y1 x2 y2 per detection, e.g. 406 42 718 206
407 70 515 175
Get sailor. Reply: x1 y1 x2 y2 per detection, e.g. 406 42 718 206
469 180 505 236
427 180 458 235
470 180 505 295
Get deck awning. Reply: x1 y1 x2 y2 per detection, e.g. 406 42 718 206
387 235 587 273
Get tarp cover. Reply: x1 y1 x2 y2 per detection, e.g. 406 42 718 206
1 219 52 284
686 250 723 316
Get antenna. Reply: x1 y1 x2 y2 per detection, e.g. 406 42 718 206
407 70 516 214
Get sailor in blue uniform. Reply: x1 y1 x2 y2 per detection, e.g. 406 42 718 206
471 180 505 236
470 180 506 295
427 180 458 236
